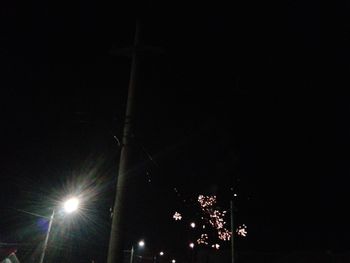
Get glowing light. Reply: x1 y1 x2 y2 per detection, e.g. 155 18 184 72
63 197 79 213
189 242 195 248
190 222 196 228
211 244 220 250
237 224 248 237
173 212 182 221
171 259 176 263
159 251 164 256
138 240 145 247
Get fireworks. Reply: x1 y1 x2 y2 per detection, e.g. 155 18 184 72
198 195 232 241
196 234 209 245
173 212 182 221
198 195 216 208
218 229 232 241
170 192 245 250
236 224 247 237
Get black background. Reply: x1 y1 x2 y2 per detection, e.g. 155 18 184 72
0 0 349 262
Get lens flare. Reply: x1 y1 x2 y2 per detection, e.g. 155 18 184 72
63 198 79 213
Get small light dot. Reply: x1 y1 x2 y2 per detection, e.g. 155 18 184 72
138 240 145 247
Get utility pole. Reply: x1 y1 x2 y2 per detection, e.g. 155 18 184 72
107 22 141 263
230 200 235 263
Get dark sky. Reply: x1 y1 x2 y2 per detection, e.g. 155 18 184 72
0 0 349 262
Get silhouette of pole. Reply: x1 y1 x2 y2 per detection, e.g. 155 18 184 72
107 22 141 263
230 200 235 263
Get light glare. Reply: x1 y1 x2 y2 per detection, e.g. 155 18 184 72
63 197 79 213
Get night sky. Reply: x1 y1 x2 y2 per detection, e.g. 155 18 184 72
1 0 349 262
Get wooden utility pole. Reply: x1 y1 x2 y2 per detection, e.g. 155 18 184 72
107 22 141 263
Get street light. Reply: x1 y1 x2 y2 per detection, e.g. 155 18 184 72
130 240 145 263
190 242 196 263
63 197 79 213
154 250 164 263
138 240 145 248
39 197 80 263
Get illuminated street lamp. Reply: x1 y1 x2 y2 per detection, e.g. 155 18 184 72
63 197 79 213
39 197 80 263
138 240 145 247
154 250 165 263
130 240 145 263
189 242 196 263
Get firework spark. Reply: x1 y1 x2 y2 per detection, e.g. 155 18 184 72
173 212 182 221
236 224 247 237
218 229 232 241
196 234 209 245
198 195 216 208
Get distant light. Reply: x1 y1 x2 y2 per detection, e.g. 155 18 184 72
63 197 79 213
171 260 176 263
190 222 196 228
159 251 164 256
234 194 238 197
189 243 195 249
138 240 145 247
